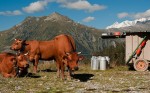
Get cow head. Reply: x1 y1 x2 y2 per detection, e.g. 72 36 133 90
63 52 84 71
10 39 25 51
15 53 29 77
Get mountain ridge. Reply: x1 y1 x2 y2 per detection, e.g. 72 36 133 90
0 12 107 55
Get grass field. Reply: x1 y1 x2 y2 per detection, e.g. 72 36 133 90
0 61 150 93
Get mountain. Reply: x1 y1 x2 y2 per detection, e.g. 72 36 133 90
106 18 150 29
0 12 108 55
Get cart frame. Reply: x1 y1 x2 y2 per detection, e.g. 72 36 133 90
101 31 150 71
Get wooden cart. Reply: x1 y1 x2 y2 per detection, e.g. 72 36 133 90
101 31 150 71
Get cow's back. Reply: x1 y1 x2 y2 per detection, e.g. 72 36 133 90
54 34 76 56
0 53 15 62
25 40 53 60
29 35 76 60
0 53 5 62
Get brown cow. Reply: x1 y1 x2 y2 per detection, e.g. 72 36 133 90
10 34 83 79
0 52 29 78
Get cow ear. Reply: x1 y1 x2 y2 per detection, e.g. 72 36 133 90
77 52 81 54
22 40 28 45
79 56 84 61
63 56 68 60
22 40 25 43
63 56 68 65
16 52 20 56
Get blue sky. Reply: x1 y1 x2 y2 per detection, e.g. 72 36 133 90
0 0 150 31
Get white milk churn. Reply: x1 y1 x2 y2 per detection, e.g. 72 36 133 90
97 56 102 69
100 57 106 70
91 56 99 70
91 56 94 69
105 56 110 69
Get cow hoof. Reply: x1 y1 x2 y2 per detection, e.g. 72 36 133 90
60 77 66 81
56 75 60 78
67 77 72 81
33 70 39 73
33 71 38 74
60 78 65 81
66 76 72 81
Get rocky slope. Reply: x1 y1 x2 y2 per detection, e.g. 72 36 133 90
0 12 107 55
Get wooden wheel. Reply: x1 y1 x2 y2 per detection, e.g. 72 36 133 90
134 59 149 71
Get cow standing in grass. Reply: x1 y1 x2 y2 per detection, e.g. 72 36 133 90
10 34 83 80
0 52 29 78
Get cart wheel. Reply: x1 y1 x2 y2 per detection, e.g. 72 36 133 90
134 59 149 71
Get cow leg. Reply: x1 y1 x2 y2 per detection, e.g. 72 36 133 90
56 61 61 78
2 72 15 78
67 67 75 80
60 63 65 80
33 55 39 73
66 68 71 80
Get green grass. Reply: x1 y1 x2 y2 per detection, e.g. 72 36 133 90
0 61 150 93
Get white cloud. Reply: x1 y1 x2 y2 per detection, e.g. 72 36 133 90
118 9 150 19
118 12 129 19
22 0 51 13
132 9 150 19
0 10 22 16
22 0 106 13
57 0 106 12
0 0 106 16
82 16 95 22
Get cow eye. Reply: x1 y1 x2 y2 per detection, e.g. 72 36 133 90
68 60 72 62
11 58 16 62
10 59 13 61
15 43 19 45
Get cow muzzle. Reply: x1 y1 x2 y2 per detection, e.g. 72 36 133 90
10 47 14 50
16 67 29 77
74 66 79 71
24 64 29 68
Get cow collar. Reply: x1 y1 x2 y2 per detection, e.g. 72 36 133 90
13 53 22 77
21 41 30 52
15 66 20 77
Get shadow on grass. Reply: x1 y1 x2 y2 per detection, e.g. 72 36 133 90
40 69 57 72
72 73 94 82
26 73 41 78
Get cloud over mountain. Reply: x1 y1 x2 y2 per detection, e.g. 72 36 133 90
82 16 95 22
22 0 106 13
0 0 106 17
118 9 150 19
118 12 129 19
22 0 50 13
0 10 22 16
58 0 106 12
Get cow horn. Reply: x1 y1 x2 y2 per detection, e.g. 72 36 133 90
77 52 81 54
66 52 70 55
24 52 29 56
15 38 17 41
